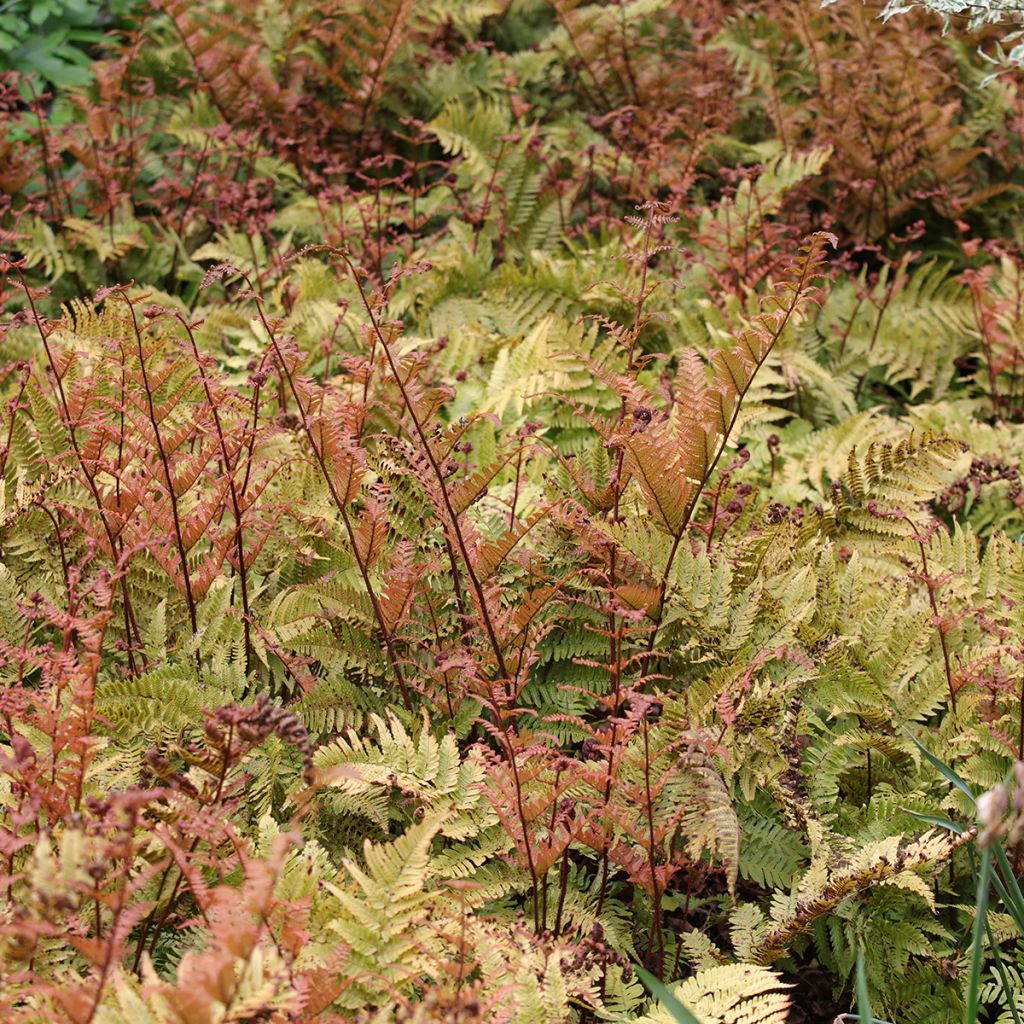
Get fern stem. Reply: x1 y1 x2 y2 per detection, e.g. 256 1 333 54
338 252 511 682
142 723 237 966
901 512 957 714
159 0 232 125
0 366 28 480
648 236 828 654
174 312 253 674
7 261 142 673
472 137 509 256
552 1 614 113
131 838 194 972
509 440 524 531
236 271 414 711
167 136 212 287
354 0 409 149
641 711 664 977
82 807 137 1024
40 506 71 599
116 290 201 648
25 78 69 225
553 845 570 936
596 203 658 925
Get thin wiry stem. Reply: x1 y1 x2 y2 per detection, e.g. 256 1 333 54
236 270 414 711
116 289 200 643
175 311 253 673
5 261 142 672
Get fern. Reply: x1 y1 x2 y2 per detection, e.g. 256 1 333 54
636 963 792 1024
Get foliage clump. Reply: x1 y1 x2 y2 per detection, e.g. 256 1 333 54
1 1 1024 1022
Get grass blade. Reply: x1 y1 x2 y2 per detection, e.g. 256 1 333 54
904 731 976 804
901 809 966 834
985 914 1023 1024
966 849 993 1023
634 965 702 1024
993 844 1024 926
856 947 874 1024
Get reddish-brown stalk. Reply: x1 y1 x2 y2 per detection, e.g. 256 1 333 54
337 252 510 681
595 202 660 920
648 237 831 655
173 310 253 671
82 805 139 1024
898 509 958 714
233 268 414 711
115 288 200 642
4 260 142 671
309 257 555 920
640 708 663 974
0 362 29 478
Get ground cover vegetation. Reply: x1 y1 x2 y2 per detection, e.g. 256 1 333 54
1 1 1024 1021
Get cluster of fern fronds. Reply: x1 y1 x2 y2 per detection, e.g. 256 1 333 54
1 2 1023 1023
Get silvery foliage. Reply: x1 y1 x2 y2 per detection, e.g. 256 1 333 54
822 0 1024 80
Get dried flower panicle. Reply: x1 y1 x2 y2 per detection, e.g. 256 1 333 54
978 762 1024 849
